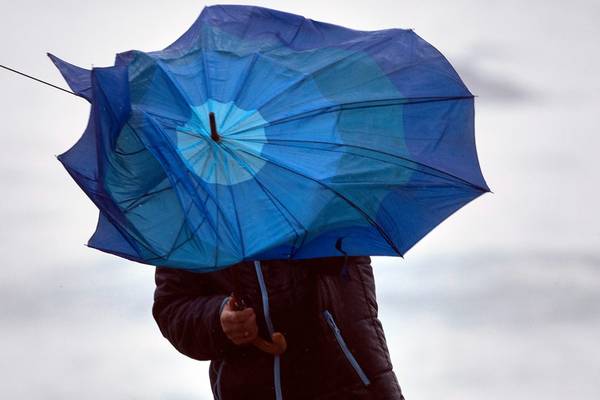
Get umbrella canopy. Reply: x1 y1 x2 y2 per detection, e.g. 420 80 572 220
51 4 489 271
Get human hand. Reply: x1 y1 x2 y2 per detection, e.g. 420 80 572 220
220 297 259 345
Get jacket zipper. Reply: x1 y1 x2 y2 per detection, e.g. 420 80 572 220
323 309 371 386
255 260 283 400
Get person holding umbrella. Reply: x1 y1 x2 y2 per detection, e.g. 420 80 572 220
153 256 405 399
48 4 488 400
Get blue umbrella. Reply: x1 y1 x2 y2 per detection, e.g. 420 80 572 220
50 4 489 272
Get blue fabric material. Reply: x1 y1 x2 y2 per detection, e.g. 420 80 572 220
47 53 93 101
51 4 489 270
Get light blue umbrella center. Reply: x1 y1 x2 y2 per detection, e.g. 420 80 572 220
175 99 268 185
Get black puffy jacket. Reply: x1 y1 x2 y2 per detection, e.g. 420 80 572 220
153 256 405 399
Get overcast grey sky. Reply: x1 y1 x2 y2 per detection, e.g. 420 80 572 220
1 1 599 399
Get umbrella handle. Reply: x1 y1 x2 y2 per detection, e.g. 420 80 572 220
251 332 287 355
230 293 287 355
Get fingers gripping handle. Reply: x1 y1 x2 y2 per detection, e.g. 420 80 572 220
230 293 287 355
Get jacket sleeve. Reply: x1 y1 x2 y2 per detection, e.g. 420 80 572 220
152 266 235 361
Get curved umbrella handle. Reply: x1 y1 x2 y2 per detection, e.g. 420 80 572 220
230 293 287 355
251 332 287 355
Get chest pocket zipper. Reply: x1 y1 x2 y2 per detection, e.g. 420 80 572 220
323 309 371 386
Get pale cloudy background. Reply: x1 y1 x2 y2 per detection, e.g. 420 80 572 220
1 0 599 399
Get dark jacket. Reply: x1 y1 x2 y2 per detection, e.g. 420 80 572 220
153 256 404 399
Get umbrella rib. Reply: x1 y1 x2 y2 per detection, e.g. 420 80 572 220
200 49 212 103
218 49 365 132
61 164 161 259
233 33 443 127
122 124 222 258
249 36 398 111
114 146 148 156
100 78 238 261
161 186 203 260
140 110 244 259
142 111 189 129
144 178 214 263
227 95 472 137
239 137 487 192
89 83 172 259
153 60 210 133
120 179 175 212
242 139 459 187
110 131 180 212
233 147 403 256
119 178 207 262
134 111 221 239
139 181 224 264
130 58 203 129
218 144 306 254
228 51 355 126
219 143 306 250
219 146 246 259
